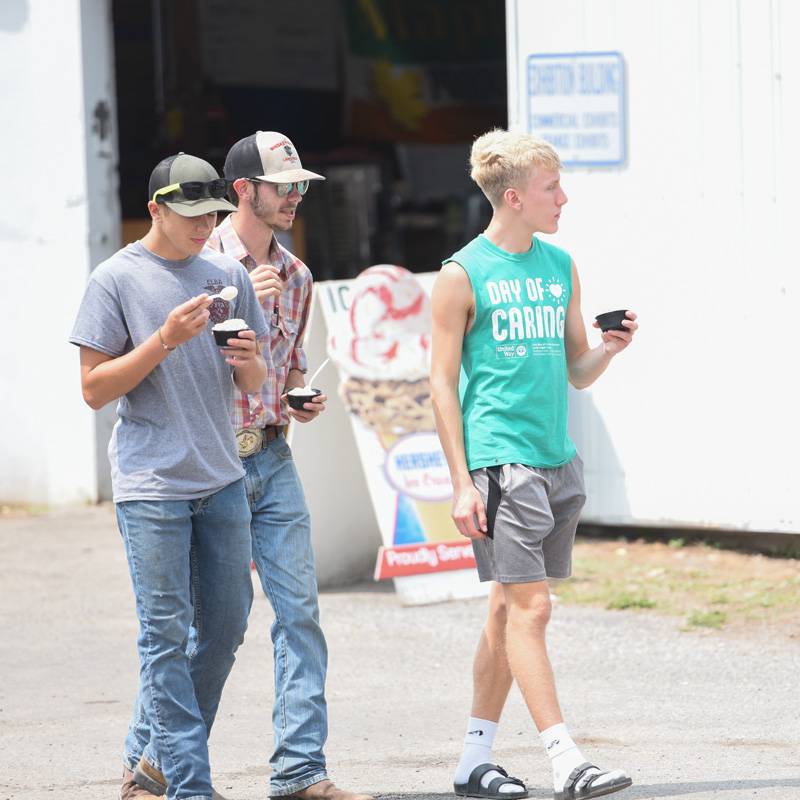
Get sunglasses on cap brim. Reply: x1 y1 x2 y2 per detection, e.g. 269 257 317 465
152 179 230 204
249 178 310 197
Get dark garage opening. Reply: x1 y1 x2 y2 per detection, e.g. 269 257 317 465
112 0 507 280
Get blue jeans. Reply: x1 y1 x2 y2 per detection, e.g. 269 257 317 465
244 433 329 796
117 478 253 800
126 436 329 796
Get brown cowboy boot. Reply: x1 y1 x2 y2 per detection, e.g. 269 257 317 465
132 757 230 800
120 767 159 800
133 758 166 795
286 778 374 800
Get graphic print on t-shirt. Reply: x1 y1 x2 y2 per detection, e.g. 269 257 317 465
204 278 230 324
486 273 567 360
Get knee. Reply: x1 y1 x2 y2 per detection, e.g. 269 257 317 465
142 604 194 657
203 578 252 648
202 604 250 656
272 591 323 639
229 582 253 641
486 588 508 632
506 592 552 632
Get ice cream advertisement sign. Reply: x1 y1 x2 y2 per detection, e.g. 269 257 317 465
373 540 476 581
383 432 452 503
320 265 479 591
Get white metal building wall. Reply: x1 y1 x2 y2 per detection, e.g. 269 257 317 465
506 0 799 532
0 0 119 505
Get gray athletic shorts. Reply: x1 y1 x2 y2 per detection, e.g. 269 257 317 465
470 455 586 583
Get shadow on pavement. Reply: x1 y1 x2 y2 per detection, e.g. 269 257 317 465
377 777 800 800
321 580 395 595
624 778 800 798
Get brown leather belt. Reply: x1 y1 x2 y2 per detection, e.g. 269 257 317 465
235 426 281 459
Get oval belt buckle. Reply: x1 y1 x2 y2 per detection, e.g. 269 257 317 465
236 428 262 458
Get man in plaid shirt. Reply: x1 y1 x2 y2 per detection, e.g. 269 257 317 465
128 134 372 800
211 132 373 800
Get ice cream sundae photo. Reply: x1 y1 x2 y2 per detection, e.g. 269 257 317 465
328 264 432 436
329 265 457 543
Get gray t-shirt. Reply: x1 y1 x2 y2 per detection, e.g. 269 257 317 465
70 241 269 502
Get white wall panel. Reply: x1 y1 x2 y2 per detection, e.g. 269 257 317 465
0 0 117 505
508 0 799 532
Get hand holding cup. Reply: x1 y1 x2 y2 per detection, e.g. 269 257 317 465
282 359 330 422
219 328 257 367
283 388 327 423
593 309 638 354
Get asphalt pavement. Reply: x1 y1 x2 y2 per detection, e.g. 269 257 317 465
1 506 798 800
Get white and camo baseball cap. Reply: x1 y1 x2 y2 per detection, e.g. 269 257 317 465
223 131 325 184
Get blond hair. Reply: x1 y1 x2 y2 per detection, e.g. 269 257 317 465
469 129 561 207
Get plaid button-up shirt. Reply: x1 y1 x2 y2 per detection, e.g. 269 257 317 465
208 215 312 428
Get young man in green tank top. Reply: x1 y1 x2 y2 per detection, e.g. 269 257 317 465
431 129 638 800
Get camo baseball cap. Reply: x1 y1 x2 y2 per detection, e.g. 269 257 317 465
148 153 237 217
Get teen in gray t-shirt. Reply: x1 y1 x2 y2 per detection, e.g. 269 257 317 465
72 152 270 800
70 241 268 501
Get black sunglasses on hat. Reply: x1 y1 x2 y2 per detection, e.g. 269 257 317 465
152 179 230 204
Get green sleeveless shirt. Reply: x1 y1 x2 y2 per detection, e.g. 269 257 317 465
444 234 576 470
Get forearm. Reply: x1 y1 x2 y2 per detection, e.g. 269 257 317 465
285 367 306 391
233 354 267 394
82 334 169 410
568 343 614 389
432 381 472 491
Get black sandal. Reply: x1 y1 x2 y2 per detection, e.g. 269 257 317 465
454 763 529 799
554 762 632 800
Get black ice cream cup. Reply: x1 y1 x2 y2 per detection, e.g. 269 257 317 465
595 309 630 333
212 321 248 347
286 387 322 410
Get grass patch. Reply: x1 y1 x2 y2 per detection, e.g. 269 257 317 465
708 592 730 605
686 609 727 629
668 537 686 548
551 536 800 635
606 593 656 611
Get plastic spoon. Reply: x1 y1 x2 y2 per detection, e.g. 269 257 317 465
207 285 238 302
306 357 330 387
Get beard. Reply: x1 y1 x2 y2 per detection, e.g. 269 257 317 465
252 190 293 231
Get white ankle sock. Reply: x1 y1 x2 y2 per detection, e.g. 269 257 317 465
455 717 497 785
454 718 520 793
540 722 599 792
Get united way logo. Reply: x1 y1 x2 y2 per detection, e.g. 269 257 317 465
496 344 527 360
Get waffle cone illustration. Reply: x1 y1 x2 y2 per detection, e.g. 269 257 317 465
330 266 459 543
338 375 432 437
